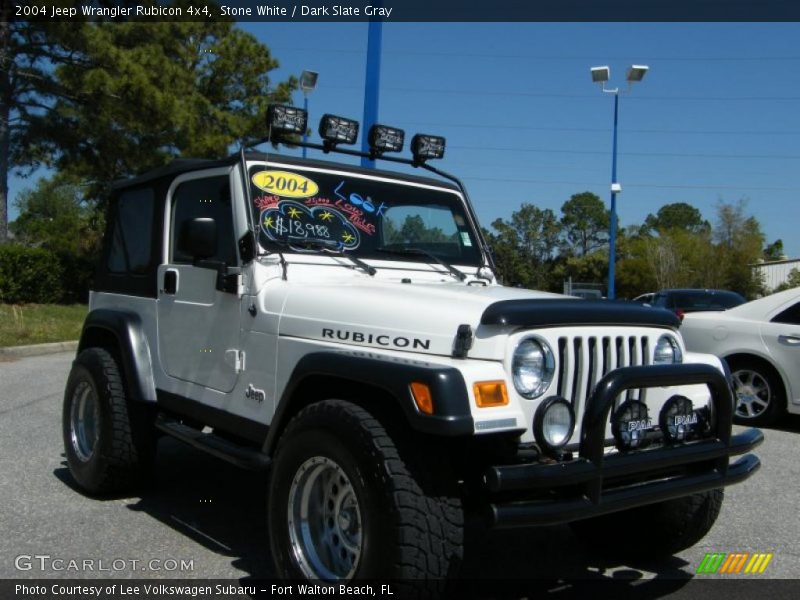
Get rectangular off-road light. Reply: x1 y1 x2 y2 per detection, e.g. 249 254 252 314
411 134 446 162
267 104 308 139
319 114 359 146
368 124 405 154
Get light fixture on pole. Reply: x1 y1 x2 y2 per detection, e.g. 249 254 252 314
299 70 319 158
590 63 649 300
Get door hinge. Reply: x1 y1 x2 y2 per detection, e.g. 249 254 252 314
225 349 246 373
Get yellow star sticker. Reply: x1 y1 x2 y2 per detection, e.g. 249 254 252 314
342 233 355 243
287 207 301 218
264 216 274 229
319 211 334 221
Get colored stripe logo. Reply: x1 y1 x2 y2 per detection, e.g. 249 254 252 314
696 552 773 574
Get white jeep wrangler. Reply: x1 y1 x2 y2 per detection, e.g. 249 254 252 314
63 109 762 586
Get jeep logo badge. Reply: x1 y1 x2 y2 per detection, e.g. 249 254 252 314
245 384 266 403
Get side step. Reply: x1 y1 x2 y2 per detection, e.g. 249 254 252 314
155 415 271 471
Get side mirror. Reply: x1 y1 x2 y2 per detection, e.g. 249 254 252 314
179 218 217 260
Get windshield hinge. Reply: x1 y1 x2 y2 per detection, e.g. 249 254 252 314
452 324 474 359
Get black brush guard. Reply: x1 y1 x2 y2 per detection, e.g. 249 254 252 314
486 363 763 528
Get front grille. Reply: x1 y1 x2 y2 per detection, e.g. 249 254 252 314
556 335 650 435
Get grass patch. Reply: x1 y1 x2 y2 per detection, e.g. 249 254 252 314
0 304 87 347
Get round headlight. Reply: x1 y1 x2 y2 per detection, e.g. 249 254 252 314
533 397 575 454
654 334 683 364
659 395 697 443
512 337 555 399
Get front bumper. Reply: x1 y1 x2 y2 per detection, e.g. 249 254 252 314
485 363 763 528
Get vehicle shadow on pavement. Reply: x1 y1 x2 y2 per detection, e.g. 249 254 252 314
55 437 694 595
770 414 800 434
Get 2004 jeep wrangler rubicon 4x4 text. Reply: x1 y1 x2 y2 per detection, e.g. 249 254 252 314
63 109 762 586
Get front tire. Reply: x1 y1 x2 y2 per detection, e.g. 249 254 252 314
570 489 724 558
62 347 155 494
268 400 464 585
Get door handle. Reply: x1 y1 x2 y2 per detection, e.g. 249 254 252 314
163 270 178 295
778 334 800 346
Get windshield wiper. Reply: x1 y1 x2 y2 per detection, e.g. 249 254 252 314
277 237 376 276
375 247 467 282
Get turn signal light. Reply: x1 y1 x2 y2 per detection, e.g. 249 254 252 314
410 382 434 415
473 381 509 408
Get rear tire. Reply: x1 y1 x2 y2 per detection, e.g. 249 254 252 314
268 400 464 588
570 489 724 558
62 348 156 494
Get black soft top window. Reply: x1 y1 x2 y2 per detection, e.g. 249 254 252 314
107 187 154 274
248 165 482 266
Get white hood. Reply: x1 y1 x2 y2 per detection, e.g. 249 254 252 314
276 275 565 360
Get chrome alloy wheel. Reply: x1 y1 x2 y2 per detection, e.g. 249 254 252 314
287 456 363 580
70 380 100 462
732 368 771 419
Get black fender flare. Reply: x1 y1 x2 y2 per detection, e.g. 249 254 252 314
77 309 157 403
263 350 474 454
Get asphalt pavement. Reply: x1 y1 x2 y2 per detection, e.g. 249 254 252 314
1 351 798 596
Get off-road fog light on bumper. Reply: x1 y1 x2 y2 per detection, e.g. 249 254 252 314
659 395 698 443
612 400 652 451
512 337 555 399
533 396 575 453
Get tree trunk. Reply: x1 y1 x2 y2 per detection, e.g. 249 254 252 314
0 11 10 243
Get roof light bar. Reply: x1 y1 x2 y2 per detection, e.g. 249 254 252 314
411 134 446 163
368 124 404 155
319 114 359 148
267 104 308 140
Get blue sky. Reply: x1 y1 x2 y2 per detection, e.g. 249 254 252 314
10 22 800 255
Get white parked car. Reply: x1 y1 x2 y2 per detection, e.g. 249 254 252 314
681 287 800 425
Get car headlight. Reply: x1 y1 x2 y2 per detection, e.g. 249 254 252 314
512 337 555 399
654 334 683 364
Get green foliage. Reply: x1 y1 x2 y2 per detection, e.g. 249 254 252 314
487 204 560 289
0 303 87 347
773 268 800 293
13 7 296 204
560 192 609 256
712 200 765 297
763 239 785 261
0 244 64 304
644 202 710 234
10 176 101 254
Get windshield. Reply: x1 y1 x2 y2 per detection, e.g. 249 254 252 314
249 164 483 267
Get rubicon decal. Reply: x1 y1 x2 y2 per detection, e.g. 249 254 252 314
322 328 431 350
696 552 773 574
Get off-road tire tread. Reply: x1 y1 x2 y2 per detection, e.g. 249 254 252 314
65 348 150 493
275 399 464 587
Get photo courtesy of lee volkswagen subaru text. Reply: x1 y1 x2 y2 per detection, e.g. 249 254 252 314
62 106 763 590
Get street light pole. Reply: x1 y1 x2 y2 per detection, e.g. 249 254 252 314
299 70 319 159
608 91 619 300
590 64 648 300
